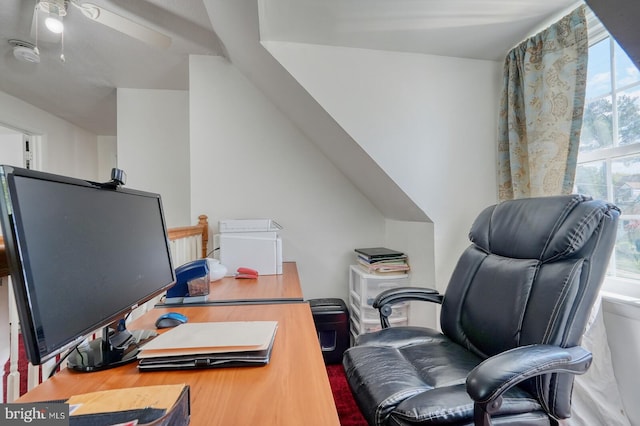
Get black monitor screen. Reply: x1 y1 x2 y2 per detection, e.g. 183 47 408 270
0 166 175 366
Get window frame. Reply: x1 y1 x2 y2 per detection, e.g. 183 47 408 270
579 10 640 299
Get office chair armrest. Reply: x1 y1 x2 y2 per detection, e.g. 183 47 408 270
466 345 592 426
373 287 443 328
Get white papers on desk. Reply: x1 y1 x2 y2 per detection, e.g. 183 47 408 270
138 321 278 359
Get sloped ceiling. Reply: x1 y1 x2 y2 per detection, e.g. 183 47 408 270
258 0 581 60
0 0 580 136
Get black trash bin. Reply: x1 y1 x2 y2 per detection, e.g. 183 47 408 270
309 298 350 364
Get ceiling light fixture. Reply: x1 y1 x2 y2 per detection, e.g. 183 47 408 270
39 0 67 34
45 15 64 33
25 0 172 66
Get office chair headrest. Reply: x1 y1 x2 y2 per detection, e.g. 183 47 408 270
469 194 620 262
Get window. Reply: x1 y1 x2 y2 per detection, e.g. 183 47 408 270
574 15 640 291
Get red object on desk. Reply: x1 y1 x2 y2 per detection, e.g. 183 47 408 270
235 267 259 279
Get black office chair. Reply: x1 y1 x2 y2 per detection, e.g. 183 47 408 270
343 194 620 426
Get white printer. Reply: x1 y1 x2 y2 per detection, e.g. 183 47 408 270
216 219 283 275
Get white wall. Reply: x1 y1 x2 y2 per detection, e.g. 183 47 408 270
97 135 117 182
0 90 98 179
189 55 387 300
116 48 499 310
385 219 435 326
263 42 501 292
117 89 191 228
0 132 23 167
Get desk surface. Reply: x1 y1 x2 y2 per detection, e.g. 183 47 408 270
159 261 304 306
210 261 303 302
17 303 340 426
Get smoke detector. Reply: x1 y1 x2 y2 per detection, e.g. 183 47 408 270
8 39 40 63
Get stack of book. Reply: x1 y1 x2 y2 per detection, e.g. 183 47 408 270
354 247 410 275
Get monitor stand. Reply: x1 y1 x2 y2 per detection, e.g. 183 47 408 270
66 325 157 372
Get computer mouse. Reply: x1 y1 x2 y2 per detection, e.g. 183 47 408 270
155 312 188 329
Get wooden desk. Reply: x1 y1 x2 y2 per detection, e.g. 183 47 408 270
158 261 304 306
17 302 340 425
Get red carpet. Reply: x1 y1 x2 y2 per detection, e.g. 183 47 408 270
326 364 368 426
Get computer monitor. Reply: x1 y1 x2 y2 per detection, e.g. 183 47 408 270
0 165 176 372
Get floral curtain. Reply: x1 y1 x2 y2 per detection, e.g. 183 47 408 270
497 6 588 201
497 6 632 425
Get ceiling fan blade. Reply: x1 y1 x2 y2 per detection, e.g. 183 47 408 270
78 2 172 49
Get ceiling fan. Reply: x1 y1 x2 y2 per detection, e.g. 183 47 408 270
33 0 172 49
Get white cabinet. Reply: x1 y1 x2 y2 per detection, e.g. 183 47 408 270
348 265 410 340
